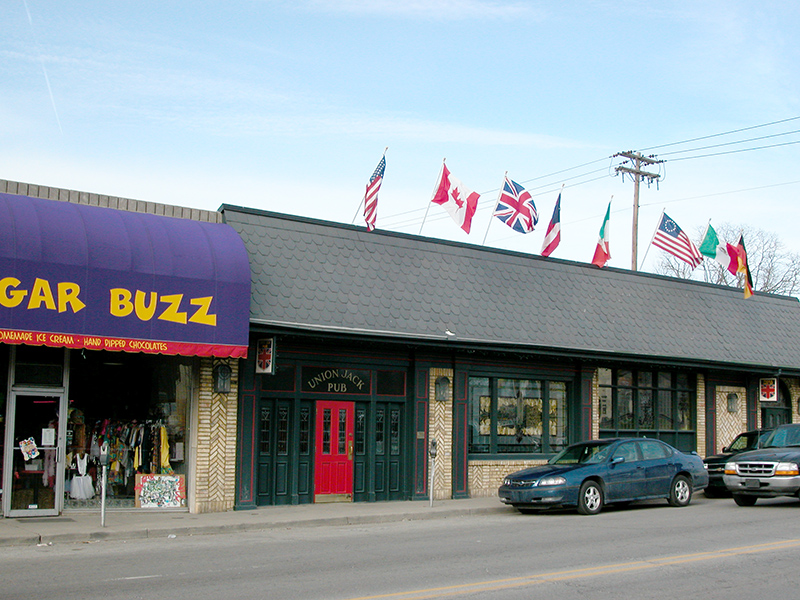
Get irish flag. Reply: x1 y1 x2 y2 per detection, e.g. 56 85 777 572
591 201 611 268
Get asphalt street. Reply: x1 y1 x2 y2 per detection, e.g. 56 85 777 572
2 494 800 599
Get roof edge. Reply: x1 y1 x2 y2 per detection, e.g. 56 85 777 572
248 319 800 374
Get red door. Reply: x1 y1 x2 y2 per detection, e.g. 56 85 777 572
314 401 354 502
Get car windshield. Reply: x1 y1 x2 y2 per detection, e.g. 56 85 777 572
549 442 614 465
763 426 800 448
728 432 757 451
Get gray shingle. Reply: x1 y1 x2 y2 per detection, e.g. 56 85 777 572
223 206 800 371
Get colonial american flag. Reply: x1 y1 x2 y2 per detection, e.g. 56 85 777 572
652 212 703 269
493 176 538 234
363 155 385 232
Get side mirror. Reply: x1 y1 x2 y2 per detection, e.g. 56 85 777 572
722 446 730 453
611 456 625 465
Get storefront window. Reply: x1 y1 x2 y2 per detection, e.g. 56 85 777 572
355 408 366 455
299 406 311 455
598 367 696 449
260 407 271 453
390 409 401 455
468 376 570 455
0 345 7 505
64 350 194 509
375 409 385 455
549 382 568 449
13 345 64 387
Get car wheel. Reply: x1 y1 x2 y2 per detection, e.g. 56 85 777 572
732 493 758 506
668 475 692 507
577 480 603 515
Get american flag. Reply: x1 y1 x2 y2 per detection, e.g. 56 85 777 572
541 193 561 257
363 155 385 232
493 176 538 234
652 212 702 269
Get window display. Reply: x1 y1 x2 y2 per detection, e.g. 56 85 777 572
597 367 696 449
64 351 194 509
468 376 570 455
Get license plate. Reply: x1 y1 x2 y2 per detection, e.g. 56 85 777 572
745 479 760 489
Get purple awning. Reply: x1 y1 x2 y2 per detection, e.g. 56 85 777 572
0 193 250 357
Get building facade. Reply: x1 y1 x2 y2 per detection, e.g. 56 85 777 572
223 205 800 507
4 181 799 518
0 180 250 517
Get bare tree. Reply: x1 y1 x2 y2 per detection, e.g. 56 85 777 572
653 223 800 297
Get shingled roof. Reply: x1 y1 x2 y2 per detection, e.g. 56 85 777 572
222 206 800 373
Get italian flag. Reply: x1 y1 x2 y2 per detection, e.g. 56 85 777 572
591 201 611 268
698 224 743 276
699 225 755 298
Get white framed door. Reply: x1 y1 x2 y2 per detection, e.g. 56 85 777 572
3 391 67 516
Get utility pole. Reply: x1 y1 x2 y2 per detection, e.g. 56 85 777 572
614 151 664 271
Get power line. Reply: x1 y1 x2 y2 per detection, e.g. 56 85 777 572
638 115 800 152
518 156 611 185
639 179 800 209
378 117 800 234
657 128 800 157
668 139 800 162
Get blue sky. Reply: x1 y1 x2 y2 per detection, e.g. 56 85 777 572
2 1 799 272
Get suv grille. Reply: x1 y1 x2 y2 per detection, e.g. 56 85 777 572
736 462 776 476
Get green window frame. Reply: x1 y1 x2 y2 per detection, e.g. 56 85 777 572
468 376 569 456
598 368 695 443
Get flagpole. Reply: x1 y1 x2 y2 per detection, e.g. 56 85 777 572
638 208 664 270
419 158 445 236
699 218 711 243
481 172 506 245
351 198 365 225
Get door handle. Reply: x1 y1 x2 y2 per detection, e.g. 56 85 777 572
347 440 354 460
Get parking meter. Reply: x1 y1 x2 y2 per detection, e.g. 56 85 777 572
429 438 437 458
99 441 109 527
99 441 110 467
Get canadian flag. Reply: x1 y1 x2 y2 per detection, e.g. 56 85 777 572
431 163 480 234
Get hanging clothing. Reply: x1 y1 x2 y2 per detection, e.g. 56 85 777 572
160 426 174 474
69 453 95 500
42 448 57 488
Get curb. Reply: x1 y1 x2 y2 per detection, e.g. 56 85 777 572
18 504 511 547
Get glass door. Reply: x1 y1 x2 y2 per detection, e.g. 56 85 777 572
4 392 66 516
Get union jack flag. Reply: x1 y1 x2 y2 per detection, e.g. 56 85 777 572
760 378 776 401
256 338 274 374
493 176 538 234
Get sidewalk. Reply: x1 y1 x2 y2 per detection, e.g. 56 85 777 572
0 496 510 547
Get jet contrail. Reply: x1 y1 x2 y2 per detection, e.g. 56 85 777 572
23 0 63 135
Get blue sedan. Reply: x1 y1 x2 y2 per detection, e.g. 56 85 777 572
498 438 709 515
